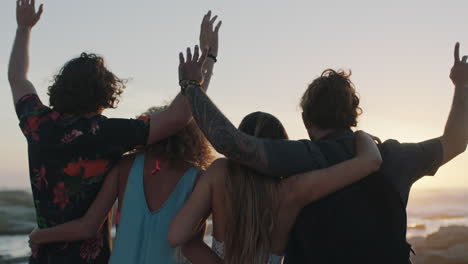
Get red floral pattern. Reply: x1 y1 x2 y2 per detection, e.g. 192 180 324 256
64 160 110 178
34 166 48 190
15 94 150 263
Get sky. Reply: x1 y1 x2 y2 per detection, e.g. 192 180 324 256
0 0 467 191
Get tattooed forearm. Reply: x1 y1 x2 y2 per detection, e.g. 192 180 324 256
185 85 270 174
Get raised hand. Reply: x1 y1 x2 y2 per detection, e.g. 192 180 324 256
16 0 44 29
179 46 208 83
450 42 468 86
199 11 222 57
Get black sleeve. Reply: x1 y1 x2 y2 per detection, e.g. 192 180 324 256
96 116 150 153
264 139 328 178
380 138 444 185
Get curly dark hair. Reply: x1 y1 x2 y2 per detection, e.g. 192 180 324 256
48 53 126 115
300 69 362 130
141 106 215 170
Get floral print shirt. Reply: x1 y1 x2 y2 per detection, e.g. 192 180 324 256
15 94 150 264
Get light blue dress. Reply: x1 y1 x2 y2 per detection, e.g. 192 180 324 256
110 153 198 264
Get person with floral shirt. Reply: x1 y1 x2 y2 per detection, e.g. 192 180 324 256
8 1 217 263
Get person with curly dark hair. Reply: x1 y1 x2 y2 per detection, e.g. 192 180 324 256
8 1 221 263
28 103 219 264
47 53 127 116
177 35 468 263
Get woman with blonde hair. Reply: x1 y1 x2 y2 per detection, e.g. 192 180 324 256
169 111 382 263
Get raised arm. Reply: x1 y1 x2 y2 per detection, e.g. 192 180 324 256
146 12 221 145
440 42 468 163
29 165 119 247
285 132 382 208
8 0 43 104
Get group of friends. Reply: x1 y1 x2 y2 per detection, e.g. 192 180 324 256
8 1 468 264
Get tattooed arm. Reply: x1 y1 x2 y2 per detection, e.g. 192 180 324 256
184 85 326 177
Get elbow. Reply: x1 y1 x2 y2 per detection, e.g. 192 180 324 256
8 71 27 87
369 156 383 172
7 70 18 85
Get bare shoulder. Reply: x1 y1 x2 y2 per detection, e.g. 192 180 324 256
116 153 138 187
206 158 230 186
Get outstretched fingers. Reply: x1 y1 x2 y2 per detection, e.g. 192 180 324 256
179 52 185 64
186 47 192 62
214 21 222 33
209 15 218 26
193 45 200 62
37 4 43 19
455 42 461 64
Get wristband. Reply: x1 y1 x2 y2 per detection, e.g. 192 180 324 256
179 80 202 95
207 54 217 63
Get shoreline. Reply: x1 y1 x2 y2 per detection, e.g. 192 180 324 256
409 225 468 264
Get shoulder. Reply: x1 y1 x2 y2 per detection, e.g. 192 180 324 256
118 153 138 177
204 158 230 185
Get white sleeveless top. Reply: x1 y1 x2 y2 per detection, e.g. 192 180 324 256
212 237 284 264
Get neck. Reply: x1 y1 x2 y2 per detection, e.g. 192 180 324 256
309 127 336 140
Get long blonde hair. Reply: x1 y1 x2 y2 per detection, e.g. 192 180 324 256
224 112 289 264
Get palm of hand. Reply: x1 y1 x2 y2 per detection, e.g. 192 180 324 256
199 11 222 57
17 0 43 28
451 64 468 86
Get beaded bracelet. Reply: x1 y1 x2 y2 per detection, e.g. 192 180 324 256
179 80 202 95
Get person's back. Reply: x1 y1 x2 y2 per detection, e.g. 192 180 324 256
111 153 198 264
285 130 412 264
197 112 382 264
15 66 150 263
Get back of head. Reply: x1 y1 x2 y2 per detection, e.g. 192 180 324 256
224 112 288 264
48 53 126 115
141 105 214 170
300 69 362 130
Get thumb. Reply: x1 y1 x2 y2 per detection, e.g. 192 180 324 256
36 4 44 19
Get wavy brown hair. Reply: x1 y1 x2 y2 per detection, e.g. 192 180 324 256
48 53 126 115
141 106 215 170
224 112 288 264
301 69 362 130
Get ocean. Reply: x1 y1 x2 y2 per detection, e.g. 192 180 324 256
0 188 467 263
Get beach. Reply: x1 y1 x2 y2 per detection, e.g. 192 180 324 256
1 188 467 263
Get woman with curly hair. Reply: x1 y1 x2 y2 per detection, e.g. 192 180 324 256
29 105 220 264
9 1 221 263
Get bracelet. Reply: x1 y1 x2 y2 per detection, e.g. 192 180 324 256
207 54 217 63
179 80 202 95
